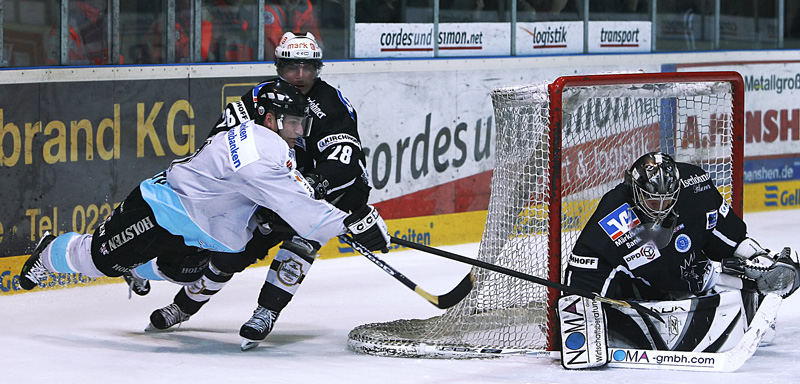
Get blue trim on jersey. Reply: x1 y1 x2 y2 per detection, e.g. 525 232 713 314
300 207 337 239
134 260 165 281
139 177 240 253
335 88 356 121
49 233 79 273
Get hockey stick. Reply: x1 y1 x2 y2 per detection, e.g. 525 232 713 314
390 236 664 323
339 235 473 309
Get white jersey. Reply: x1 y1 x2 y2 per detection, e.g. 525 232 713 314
139 120 348 253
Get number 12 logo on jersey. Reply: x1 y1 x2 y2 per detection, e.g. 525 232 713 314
599 203 641 240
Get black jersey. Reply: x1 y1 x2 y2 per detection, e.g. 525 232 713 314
564 162 747 301
210 77 370 213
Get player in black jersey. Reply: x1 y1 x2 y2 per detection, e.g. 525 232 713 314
561 151 799 353
140 32 374 350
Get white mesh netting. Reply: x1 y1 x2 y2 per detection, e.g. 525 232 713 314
348 74 739 358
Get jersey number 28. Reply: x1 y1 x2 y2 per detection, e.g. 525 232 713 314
327 145 352 164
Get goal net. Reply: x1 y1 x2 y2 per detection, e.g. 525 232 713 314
348 71 744 358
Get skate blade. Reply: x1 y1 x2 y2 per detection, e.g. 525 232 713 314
241 339 261 351
144 323 174 333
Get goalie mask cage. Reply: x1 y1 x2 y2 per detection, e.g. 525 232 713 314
348 71 744 358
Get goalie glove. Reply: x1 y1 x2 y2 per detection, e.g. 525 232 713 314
344 205 390 253
724 238 800 298
771 247 800 298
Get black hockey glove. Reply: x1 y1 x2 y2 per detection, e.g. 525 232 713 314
303 173 329 200
344 205 390 253
254 207 295 238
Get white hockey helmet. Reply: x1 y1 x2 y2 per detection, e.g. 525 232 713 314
274 32 323 69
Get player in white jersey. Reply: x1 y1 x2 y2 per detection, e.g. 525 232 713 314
139 32 377 351
18 81 391 303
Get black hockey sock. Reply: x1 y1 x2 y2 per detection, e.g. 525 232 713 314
175 262 235 315
174 288 208 315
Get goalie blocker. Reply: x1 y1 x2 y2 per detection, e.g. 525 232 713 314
558 295 609 369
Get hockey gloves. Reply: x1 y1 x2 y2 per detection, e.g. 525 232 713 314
253 207 295 238
725 238 800 298
303 173 329 200
557 295 608 369
345 205 390 253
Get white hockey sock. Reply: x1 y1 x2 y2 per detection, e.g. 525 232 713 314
183 263 231 303
41 232 105 277
265 248 313 296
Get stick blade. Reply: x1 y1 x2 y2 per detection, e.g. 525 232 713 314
434 273 474 309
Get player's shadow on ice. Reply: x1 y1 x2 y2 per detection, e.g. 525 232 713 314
34 329 320 355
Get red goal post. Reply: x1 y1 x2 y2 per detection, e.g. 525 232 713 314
348 71 745 358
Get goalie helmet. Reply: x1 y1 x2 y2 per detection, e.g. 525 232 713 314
625 151 681 223
274 32 323 70
254 80 312 136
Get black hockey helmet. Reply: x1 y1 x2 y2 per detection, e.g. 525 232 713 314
624 151 681 223
254 79 312 136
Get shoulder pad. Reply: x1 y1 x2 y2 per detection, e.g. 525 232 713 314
219 101 252 130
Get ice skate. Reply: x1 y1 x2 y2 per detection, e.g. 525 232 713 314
19 232 56 290
123 272 151 297
146 303 191 331
239 306 279 351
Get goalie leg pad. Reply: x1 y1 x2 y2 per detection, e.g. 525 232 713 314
558 295 609 369
606 290 746 352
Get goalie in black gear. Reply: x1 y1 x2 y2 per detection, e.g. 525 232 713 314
142 32 374 350
562 151 800 354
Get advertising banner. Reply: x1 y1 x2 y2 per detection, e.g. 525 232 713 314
0 76 264 259
674 61 800 211
6 54 800 294
516 21 583 56
587 21 651 53
675 63 800 158
354 23 510 58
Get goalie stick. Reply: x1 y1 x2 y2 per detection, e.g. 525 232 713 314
364 293 780 372
339 235 473 309
390 236 664 323
607 293 781 372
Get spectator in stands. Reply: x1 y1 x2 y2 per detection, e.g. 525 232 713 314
45 0 113 65
265 0 323 59
144 1 193 64
202 0 259 61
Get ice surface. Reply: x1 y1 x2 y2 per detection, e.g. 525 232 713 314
1 210 799 383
